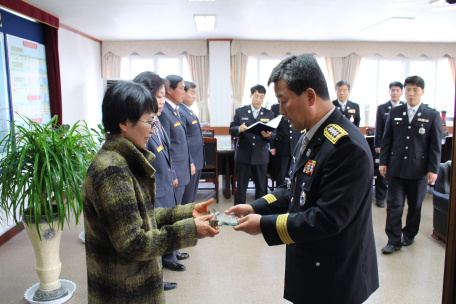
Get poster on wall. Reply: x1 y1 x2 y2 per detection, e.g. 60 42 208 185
6 34 51 126
0 32 11 151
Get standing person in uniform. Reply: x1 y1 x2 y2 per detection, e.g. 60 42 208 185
227 54 379 304
373 81 405 208
159 74 194 271
332 80 360 127
229 85 276 205
180 81 204 205
379 75 441 254
133 72 180 290
269 102 303 186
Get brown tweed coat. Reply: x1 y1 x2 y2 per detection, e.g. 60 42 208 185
83 134 198 304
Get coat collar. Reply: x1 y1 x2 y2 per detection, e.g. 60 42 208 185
409 103 427 124
103 134 155 177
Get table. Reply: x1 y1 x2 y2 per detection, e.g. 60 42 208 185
218 147 234 199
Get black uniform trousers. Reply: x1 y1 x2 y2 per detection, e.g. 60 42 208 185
182 169 202 205
235 162 267 205
274 155 292 187
385 175 428 247
375 171 388 201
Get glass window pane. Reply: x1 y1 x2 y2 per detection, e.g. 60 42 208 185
131 59 154 79
120 57 130 79
158 58 179 77
242 58 258 105
183 57 191 82
259 59 281 109
378 60 405 105
436 58 455 120
315 57 334 100
350 58 378 126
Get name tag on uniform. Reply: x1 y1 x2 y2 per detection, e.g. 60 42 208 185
260 118 270 122
348 109 356 113
384 113 389 115
157 145 163 152
174 122 181 127
192 120 198 124
242 117 249 120
394 118 402 121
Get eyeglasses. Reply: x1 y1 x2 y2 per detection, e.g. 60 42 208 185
139 117 157 129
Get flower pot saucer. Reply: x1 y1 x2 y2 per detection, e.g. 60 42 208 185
24 279 76 304
79 231 85 243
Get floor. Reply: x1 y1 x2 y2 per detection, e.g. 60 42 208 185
0 181 446 304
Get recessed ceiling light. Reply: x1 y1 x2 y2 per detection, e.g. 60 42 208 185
361 17 415 31
194 15 215 30
382 2 416 9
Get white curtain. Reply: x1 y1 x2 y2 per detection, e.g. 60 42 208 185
186 52 210 123
325 53 362 91
230 52 249 115
448 56 456 84
102 52 121 78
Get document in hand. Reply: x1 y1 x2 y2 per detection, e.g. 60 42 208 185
244 115 283 136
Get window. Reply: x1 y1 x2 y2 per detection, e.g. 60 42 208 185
120 53 191 80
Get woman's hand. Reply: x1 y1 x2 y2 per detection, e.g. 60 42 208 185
193 198 214 218
195 214 219 239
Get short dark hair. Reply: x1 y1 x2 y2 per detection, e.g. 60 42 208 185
268 54 330 100
165 74 184 90
335 80 351 91
250 84 266 95
404 76 425 90
184 81 197 92
133 71 164 96
389 81 403 90
102 81 157 134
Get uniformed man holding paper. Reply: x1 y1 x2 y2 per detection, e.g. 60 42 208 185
227 54 379 304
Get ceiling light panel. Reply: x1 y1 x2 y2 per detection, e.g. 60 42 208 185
194 15 215 30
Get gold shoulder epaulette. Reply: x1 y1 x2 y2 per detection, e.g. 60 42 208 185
324 124 348 144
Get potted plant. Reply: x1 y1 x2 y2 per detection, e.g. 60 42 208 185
0 115 98 302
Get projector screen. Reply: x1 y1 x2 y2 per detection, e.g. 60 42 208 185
6 34 51 126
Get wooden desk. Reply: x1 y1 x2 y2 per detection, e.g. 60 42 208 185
218 147 234 199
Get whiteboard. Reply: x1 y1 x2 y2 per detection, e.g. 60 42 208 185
6 34 51 126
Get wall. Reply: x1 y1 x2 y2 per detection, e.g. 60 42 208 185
59 28 103 129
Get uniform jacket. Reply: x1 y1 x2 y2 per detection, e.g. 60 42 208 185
83 134 197 304
250 109 379 304
379 103 441 179
269 103 302 156
229 105 276 165
332 99 360 127
146 121 177 208
178 105 205 170
160 101 192 186
374 100 405 148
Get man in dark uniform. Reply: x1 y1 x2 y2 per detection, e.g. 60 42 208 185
159 74 193 271
379 75 441 254
179 81 204 205
229 85 276 205
332 80 360 127
227 54 378 304
373 81 405 208
269 102 303 186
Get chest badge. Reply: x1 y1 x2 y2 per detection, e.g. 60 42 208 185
306 149 311 157
417 112 421 116
300 187 306 206
403 112 406 116
388 106 391 109
287 178 292 190
419 126 425 135
303 160 316 175
260 112 263 115
350 116 354 122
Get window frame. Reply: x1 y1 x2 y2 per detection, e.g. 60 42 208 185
120 53 187 80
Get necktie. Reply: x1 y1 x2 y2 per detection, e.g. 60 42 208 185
154 119 163 146
341 105 345 112
253 110 258 119
176 106 181 118
409 108 416 123
300 136 310 156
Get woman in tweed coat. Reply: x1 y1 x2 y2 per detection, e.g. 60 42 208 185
83 81 218 304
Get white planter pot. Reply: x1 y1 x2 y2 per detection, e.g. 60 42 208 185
23 212 68 301
364 111 370 126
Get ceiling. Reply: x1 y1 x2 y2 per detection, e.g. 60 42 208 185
25 0 456 42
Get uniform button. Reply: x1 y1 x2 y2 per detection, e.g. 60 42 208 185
170 183 173 186
391 152 393 154
405 147 408 149
187 140 189 143
168 169 171 172
295 177 297 182
253 143 255 145
253 136 256 139
290 136 292 139
291 198 294 203
316 262 320 266
290 131 292 133
408 126 411 129
407 136 410 139
404 156 407 159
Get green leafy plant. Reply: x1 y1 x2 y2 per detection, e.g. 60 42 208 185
0 115 98 236
364 104 370 111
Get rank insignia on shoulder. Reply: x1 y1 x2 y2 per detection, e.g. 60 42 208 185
324 124 348 144
303 160 316 175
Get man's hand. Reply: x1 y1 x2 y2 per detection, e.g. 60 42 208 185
233 214 262 235
239 123 248 133
225 204 254 215
375 148 381 154
173 179 178 187
428 172 438 184
191 164 196 175
261 131 271 138
270 148 276 155
193 198 214 218
379 165 387 178
195 215 219 239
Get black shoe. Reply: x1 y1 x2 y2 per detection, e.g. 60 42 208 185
164 282 177 291
163 262 186 272
176 252 189 260
401 236 414 246
381 244 401 254
376 200 385 208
